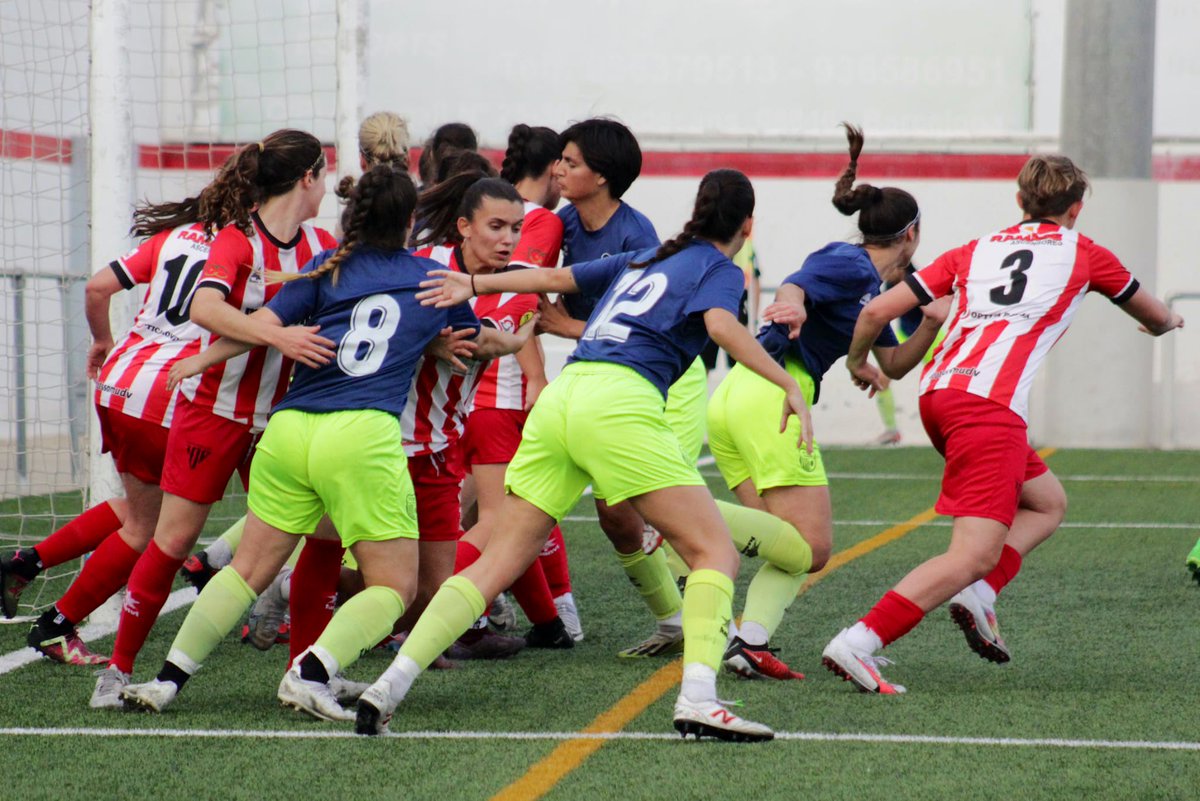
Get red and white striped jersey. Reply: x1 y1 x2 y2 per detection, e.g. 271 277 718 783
401 245 486 456
510 202 563 268
180 213 337 431
94 223 214 427
908 220 1139 421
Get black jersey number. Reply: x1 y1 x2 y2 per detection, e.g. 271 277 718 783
989 249 1033 306
157 255 207 325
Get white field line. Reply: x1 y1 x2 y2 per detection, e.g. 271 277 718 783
0 726 1196 752
0 588 194 676
697 469 1200 484
561 514 1197 530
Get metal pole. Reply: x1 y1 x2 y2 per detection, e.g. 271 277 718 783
12 276 27 485
335 0 366 183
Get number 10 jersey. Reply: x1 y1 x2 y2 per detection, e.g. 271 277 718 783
906 220 1139 422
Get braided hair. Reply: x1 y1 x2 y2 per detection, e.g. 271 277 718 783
500 124 559 185
631 169 755 268
831 122 919 245
272 164 415 286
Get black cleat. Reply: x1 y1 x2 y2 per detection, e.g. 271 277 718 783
524 617 575 649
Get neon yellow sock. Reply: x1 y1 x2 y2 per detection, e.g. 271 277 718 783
659 541 691 582
742 565 806 642
715 500 813 574
397 576 486 670
615 546 683 620
312 585 405 673
681 568 734 670
166 567 256 672
875 386 897 430
216 516 245 551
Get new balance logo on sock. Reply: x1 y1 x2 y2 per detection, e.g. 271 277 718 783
186 445 211 470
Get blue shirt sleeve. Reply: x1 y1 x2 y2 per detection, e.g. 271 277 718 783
684 261 744 317
785 262 843 306
570 252 638 302
266 264 324 326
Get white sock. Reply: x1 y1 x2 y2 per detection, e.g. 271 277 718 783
295 644 341 678
738 621 769 647
680 662 718 703
971 579 997 606
843 621 883 654
206 540 233 570
657 610 682 631
279 567 292 602
380 654 422 704
727 618 739 645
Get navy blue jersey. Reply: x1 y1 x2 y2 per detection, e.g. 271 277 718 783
558 202 659 320
569 240 743 398
758 242 898 398
267 246 480 416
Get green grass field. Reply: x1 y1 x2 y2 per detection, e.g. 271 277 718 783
0 447 1197 801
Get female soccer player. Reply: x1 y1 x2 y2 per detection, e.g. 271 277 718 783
707 124 944 681
822 154 1183 694
119 165 536 719
90 129 339 708
538 118 695 658
358 169 811 742
7 171 247 662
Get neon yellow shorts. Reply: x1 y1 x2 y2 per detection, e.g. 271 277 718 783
896 323 947 364
505 362 705 521
248 408 418 547
663 357 708 464
707 358 826 492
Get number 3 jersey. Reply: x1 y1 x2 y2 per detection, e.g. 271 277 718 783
94 222 215 427
266 245 480 418
906 220 1139 422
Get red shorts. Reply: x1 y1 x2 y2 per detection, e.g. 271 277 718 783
407 443 466 542
919 389 1048 527
95 404 170 485
461 408 526 467
160 396 256 505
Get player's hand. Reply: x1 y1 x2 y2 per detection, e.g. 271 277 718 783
1138 311 1185 335
848 360 885 397
781 387 814 454
417 270 473 307
86 339 115 380
761 300 806 339
921 296 952 327
167 355 207 390
427 326 479 372
268 325 336 369
536 295 578 338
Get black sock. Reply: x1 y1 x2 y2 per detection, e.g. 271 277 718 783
9 548 43 581
157 661 191 691
36 605 74 634
299 651 329 684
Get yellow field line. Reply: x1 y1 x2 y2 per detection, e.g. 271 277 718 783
491 446 1057 800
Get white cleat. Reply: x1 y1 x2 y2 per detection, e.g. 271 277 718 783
821 629 906 695
120 679 178 713
617 623 683 658
487 591 518 634
672 695 774 743
354 679 397 736
328 672 370 704
277 666 354 722
90 665 131 709
948 586 1011 664
554 593 584 643
247 567 291 651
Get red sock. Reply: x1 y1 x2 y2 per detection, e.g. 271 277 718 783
34 501 122 568
860 590 925 648
510 558 557 626
984 544 1023 596
109 540 183 674
56 532 141 623
454 540 482 573
538 526 572 597
288 538 345 665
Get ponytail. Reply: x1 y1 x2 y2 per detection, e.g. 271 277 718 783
632 169 754 268
831 122 919 244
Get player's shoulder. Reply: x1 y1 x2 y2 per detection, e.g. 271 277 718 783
525 204 563 231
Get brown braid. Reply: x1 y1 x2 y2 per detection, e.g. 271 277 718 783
830 122 919 244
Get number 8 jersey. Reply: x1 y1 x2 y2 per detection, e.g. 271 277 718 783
94 223 214 427
907 220 1139 421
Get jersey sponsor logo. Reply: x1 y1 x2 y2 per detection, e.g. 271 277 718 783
186 444 212 470
989 232 1063 246
133 321 188 343
205 263 232 283
929 366 981 381
94 381 133 399
175 229 212 247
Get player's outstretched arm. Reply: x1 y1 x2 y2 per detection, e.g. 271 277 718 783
1118 287 1185 336
847 283 920 391
874 294 950 379
418 268 579 308
190 287 335 366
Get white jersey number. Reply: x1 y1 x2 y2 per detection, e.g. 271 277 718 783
582 271 669 344
337 294 401 377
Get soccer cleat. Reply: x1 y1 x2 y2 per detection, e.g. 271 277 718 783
247 567 291 651
672 695 774 743
821 629 906 694
554 593 584 643
948 586 1011 664
869 429 902 447
1187 538 1200 585
445 630 525 660
487 591 518 633
0 550 36 618
641 524 663 555
90 665 131 709
328 672 370 704
179 551 217 593
617 624 684 659
524 617 575 649
120 679 178 713
277 665 354 723
27 610 107 666
354 680 396 736
722 637 804 680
